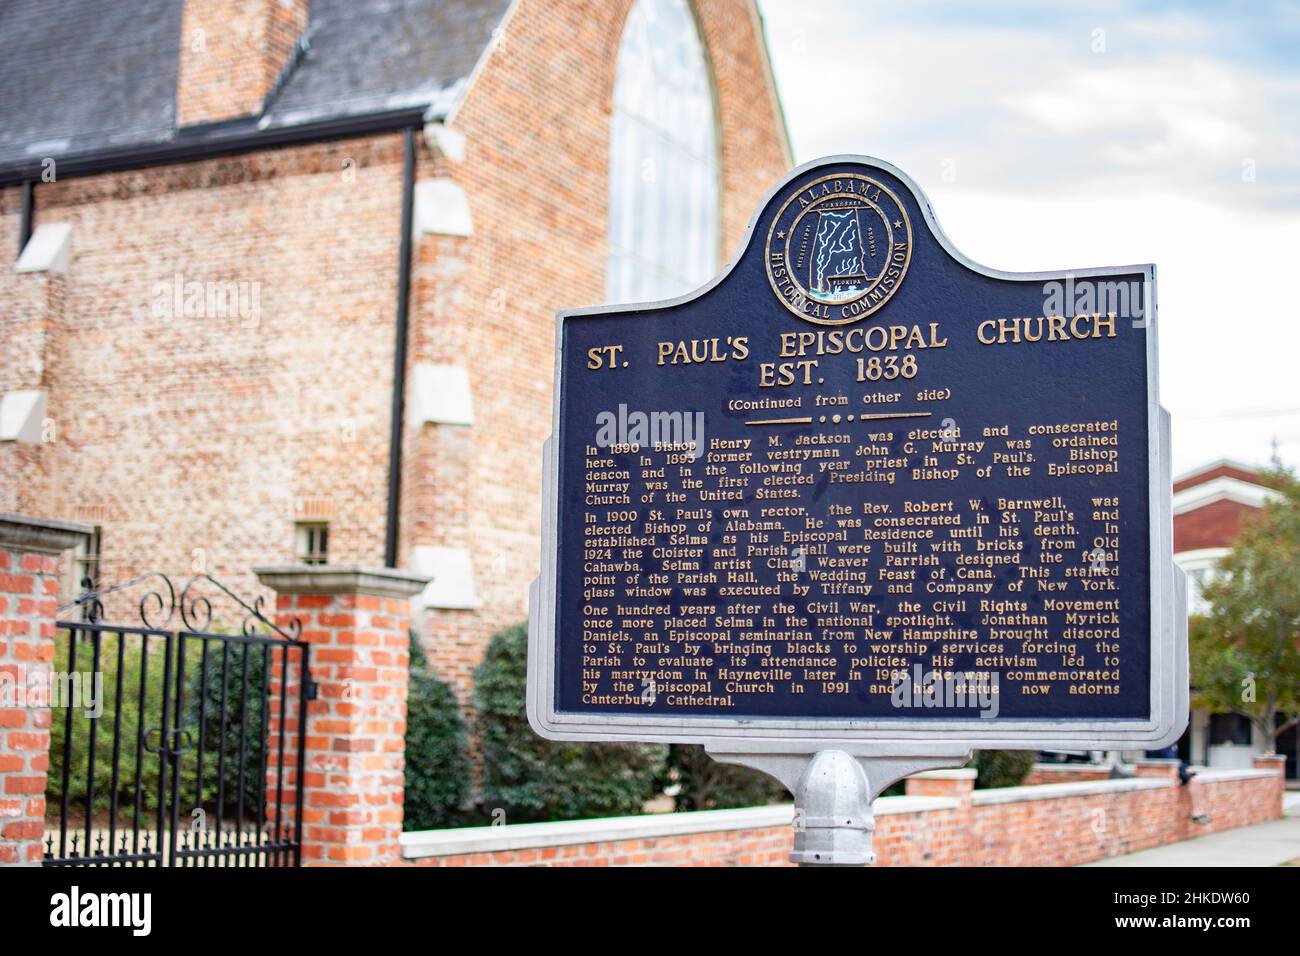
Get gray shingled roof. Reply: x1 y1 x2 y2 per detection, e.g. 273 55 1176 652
0 0 512 168
0 0 183 166
266 0 510 126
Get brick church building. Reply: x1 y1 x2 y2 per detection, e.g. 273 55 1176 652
0 0 792 709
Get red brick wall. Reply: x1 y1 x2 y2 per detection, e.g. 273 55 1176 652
415 827 794 867
177 0 310 126
0 136 407 606
0 546 60 864
0 264 63 514
409 0 790 706
403 762 1285 867
967 767 1283 867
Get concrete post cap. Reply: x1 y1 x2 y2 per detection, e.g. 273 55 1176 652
253 565 432 599
909 768 978 781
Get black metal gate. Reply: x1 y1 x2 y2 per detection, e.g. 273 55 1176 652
44 574 313 867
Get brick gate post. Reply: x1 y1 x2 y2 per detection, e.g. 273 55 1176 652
905 768 977 864
255 566 429 866
0 514 91 866
1252 753 1287 819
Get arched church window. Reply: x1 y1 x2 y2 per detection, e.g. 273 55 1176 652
606 0 720 304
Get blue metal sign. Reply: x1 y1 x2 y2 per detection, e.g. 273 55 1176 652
529 156 1184 751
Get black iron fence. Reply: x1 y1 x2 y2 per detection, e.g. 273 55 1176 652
44 573 314 867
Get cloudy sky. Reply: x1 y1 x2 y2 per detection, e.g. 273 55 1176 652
758 0 1300 476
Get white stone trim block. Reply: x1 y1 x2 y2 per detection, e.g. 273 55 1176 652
423 122 466 163
414 179 473 237
0 389 47 443
411 363 474 426
970 777 1167 806
16 222 72 274
412 545 481 610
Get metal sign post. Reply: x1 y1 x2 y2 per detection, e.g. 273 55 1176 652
709 748 971 865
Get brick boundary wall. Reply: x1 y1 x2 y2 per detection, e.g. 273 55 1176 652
401 757 1286 867
0 515 91 865
255 565 429 866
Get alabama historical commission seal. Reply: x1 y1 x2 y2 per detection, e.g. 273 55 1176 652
765 173 912 325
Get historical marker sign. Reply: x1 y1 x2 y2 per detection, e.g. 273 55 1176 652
528 156 1185 755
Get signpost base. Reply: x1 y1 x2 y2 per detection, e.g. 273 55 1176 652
708 747 972 866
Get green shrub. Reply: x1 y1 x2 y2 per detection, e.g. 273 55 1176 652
664 745 788 811
185 637 268 815
403 632 471 830
47 630 200 821
474 622 667 823
48 629 258 823
970 750 1036 789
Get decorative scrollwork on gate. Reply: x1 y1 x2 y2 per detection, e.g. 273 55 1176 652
58 571 302 639
179 573 301 640
57 571 177 628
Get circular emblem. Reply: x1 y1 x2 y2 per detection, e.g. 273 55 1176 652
765 173 913 325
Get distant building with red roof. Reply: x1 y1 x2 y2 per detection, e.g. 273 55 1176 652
1173 460 1294 778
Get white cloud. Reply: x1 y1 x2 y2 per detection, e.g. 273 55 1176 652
762 3 1300 207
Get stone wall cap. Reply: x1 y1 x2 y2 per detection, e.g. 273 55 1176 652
0 513 93 553
1193 768 1277 782
254 565 432 599
400 795 963 859
910 768 978 781
971 777 1168 806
